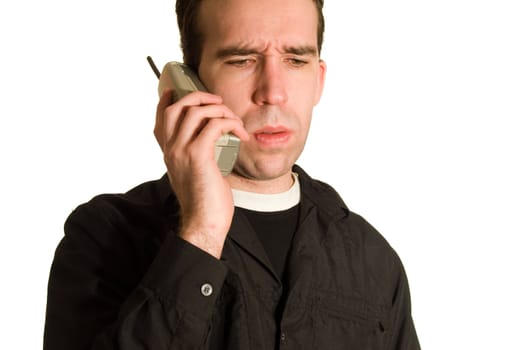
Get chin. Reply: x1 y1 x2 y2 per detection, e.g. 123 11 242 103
234 156 294 181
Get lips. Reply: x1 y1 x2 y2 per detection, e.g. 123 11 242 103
253 126 291 146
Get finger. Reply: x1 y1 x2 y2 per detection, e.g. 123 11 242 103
177 91 223 107
192 118 250 154
170 104 242 149
155 91 223 149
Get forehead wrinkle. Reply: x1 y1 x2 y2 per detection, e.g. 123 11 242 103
215 41 318 59
215 42 267 59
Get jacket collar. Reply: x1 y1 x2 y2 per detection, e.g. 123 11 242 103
292 164 350 221
159 165 350 221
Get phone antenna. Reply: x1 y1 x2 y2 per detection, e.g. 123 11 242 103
147 56 161 79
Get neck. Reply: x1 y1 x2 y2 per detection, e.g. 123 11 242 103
226 170 294 194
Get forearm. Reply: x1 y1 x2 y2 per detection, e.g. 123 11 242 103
44 218 228 350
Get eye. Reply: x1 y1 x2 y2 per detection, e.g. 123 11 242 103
226 58 255 68
285 57 308 68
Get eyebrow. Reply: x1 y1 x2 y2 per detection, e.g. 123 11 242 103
215 44 318 59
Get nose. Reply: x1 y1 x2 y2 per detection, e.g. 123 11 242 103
252 58 288 106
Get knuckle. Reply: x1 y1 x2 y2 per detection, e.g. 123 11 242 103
186 145 201 160
164 103 181 117
164 147 182 166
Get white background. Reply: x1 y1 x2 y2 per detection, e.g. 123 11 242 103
1 0 522 348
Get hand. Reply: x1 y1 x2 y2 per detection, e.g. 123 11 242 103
154 90 249 258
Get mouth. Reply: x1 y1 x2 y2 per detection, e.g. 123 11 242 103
253 126 291 146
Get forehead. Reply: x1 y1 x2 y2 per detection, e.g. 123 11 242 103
198 0 318 52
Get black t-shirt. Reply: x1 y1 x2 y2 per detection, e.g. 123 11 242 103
237 205 300 281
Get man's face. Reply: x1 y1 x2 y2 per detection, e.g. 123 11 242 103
198 0 326 182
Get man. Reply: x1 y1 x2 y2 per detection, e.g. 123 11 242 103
44 0 420 349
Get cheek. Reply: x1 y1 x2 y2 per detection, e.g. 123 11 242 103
212 79 251 114
288 71 322 104
298 112 313 142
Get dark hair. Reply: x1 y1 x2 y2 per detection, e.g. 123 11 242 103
175 0 325 71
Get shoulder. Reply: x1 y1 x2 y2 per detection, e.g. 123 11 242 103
66 174 173 225
339 209 408 302
294 164 402 273
61 175 175 262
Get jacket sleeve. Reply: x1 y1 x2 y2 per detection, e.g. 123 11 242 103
384 250 421 350
43 201 229 350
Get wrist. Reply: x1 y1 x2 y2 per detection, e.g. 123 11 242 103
178 229 225 259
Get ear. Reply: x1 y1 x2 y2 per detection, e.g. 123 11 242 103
314 59 327 105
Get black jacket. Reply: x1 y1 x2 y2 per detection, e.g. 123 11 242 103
44 166 420 349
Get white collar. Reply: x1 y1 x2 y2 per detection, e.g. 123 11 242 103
232 173 300 212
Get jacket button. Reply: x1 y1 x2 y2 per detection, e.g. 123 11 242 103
200 283 213 296
280 332 286 342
